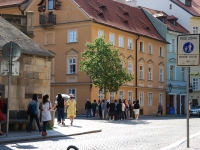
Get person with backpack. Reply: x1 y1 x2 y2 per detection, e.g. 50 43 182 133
41 94 52 136
27 94 41 133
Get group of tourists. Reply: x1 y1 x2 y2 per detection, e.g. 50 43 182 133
85 98 141 121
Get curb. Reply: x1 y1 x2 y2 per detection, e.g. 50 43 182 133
0 129 102 145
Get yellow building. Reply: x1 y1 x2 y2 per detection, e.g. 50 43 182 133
0 0 168 115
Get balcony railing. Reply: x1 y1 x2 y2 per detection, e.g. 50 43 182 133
39 12 56 27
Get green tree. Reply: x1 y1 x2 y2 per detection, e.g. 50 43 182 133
79 36 134 98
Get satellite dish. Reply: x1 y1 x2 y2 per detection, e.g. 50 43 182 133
2 42 21 62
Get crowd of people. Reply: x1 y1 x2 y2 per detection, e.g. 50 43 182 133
85 98 141 121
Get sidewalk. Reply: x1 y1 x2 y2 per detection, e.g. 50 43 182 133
0 118 101 144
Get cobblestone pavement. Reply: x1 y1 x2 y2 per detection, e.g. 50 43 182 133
0 116 200 150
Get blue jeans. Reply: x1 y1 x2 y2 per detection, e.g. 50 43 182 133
42 121 48 132
57 108 64 122
86 109 91 118
27 114 41 132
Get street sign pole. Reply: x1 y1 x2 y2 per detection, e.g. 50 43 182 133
186 67 189 148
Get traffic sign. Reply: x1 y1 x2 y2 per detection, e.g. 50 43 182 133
177 34 200 66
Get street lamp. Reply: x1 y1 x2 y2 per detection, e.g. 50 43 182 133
168 83 173 93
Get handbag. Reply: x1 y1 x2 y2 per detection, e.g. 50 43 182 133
0 111 6 121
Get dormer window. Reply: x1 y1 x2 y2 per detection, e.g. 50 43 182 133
157 17 166 24
185 0 192 6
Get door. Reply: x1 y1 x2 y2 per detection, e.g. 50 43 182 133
177 95 180 114
181 96 185 114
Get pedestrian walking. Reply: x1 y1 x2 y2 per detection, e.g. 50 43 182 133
98 100 102 119
101 100 105 119
85 99 92 118
41 94 52 136
117 99 122 120
134 100 140 121
157 103 163 116
27 94 41 133
129 100 133 119
54 93 65 125
92 100 98 118
66 94 76 126
122 99 126 120
0 93 4 135
108 100 115 120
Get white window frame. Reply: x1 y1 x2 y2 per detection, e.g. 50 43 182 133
128 38 133 50
109 33 115 45
68 88 76 99
192 26 198 34
128 91 133 101
98 30 104 38
148 93 152 106
98 89 104 100
171 39 175 53
139 92 144 106
118 36 124 48
192 78 198 91
139 41 144 52
181 67 185 81
128 63 133 74
148 43 152 54
68 30 77 43
139 65 144 79
148 67 152 80
159 93 163 105
159 47 164 57
169 65 175 80
119 91 124 99
110 92 115 100
159 69 163 82
68 58 76 74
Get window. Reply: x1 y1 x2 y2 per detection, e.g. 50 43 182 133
140 42 144 52
98 30 104 38
118 36 124 47
110 92 114 100
148 93 152 106
68 58 76 74
139 92 144 106
109 33 115 45
139 66 144 79
192 78 198 90
181 68 185 81
128 63 133 74
160 69 163 82
193 27 198 34
128 38 132 50
98 90 104 100
171 39 175 53
170 65 175 80
68 30 77 43
148 44 152 54
119 91 124 99
148 68 152 80
68 88 76 99
170 4 172 9
48 0 54 10
159 47 163 57
128 91 133 101
159 93 163 104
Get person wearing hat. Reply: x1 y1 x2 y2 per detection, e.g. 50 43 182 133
66 94 76 126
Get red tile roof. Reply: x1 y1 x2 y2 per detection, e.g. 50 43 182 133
0 0 27 8
171 0 200 16
74 0 166 43
143 7 189 34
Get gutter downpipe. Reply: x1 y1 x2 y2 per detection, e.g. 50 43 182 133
136 35 140 100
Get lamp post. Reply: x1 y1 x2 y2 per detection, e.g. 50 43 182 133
168 83 173 93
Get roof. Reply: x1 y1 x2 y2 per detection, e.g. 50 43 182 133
171 0 200 17
0 0 27 8
0 17 53 57
74 0 166 43
143 7 189 34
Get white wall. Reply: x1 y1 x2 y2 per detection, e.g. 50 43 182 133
135 0 192 30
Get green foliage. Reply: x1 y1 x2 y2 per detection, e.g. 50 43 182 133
79 36 134 97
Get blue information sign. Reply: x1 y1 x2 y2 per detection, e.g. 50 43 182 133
183 42 194 54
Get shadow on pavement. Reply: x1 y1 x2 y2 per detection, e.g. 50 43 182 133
10 143 38 149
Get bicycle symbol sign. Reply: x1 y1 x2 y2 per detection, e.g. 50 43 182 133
183 42 194 53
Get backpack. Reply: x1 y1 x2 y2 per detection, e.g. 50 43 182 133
27 105 34 116
3 102 7 114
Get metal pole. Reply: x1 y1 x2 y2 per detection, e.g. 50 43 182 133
6 41 13 137
186 67 190 148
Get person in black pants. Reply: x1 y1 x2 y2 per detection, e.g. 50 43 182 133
27 94 41 133
98 100 102 119
117 99 122 120
54 93 65 125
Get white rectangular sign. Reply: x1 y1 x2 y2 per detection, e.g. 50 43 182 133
177 34 200 66
1 61 20 76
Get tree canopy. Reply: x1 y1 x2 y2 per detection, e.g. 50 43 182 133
79 36 134 98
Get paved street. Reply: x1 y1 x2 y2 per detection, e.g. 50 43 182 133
0 116 200 150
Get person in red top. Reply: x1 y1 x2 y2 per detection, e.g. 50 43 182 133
0 92 4 135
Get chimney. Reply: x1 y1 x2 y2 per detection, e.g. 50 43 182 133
26 11 34 37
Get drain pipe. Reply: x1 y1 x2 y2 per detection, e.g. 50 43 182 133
135 35 140 100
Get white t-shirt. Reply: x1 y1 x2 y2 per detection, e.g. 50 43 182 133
42 102 52 121
122 103 125 111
